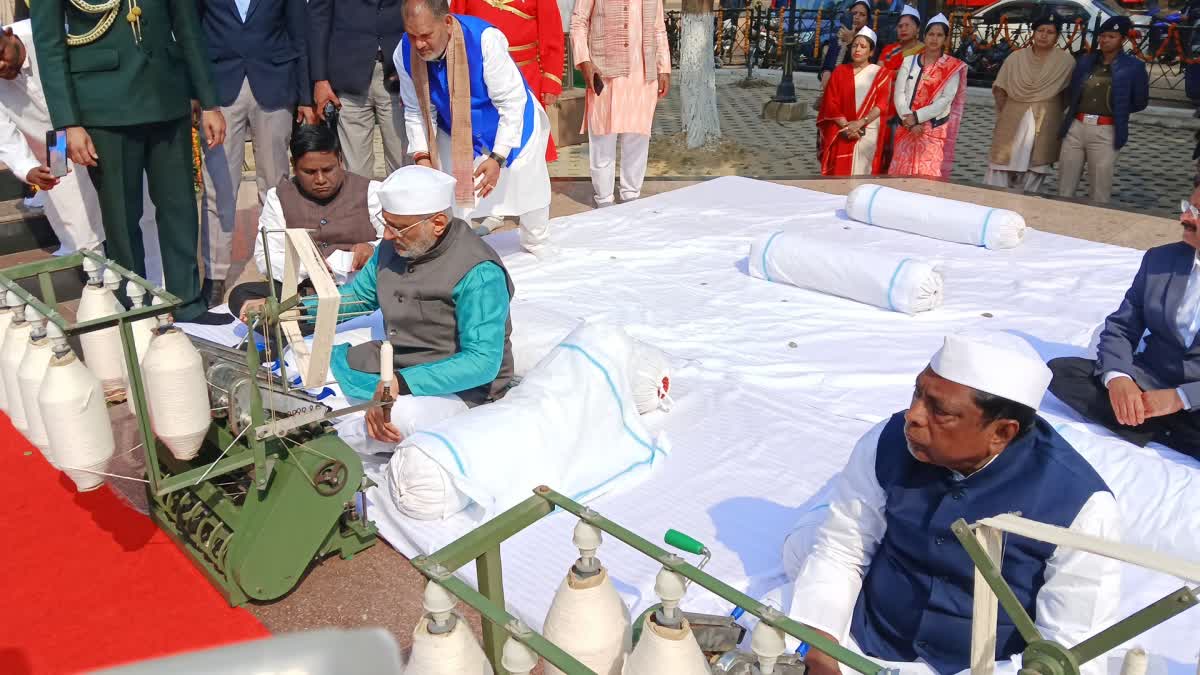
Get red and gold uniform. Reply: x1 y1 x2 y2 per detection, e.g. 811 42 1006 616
449 0 565 161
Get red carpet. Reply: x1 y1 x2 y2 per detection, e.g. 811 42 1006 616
0 417 269 674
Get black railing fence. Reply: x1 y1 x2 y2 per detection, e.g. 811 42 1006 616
665 6 1200 92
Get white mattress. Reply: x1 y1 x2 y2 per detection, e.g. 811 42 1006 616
190 177 1200 671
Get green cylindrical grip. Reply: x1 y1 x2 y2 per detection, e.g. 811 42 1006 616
664 529 706 555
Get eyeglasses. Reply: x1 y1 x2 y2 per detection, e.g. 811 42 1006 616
1183 200 1200 220
382 214 435 237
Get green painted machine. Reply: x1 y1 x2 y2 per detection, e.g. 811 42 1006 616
0 248 377 607
412 486 1200 675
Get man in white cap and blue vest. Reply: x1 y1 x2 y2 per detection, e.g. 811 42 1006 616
317 164 515 442
392 0 554 257
783 332 1120 675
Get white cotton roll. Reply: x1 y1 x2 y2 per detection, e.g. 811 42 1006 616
622 615 710 675
18 334 54 458
749 231 944 314
543 568 631 675
1121 648 1149 675
845 184 1027 250
387 445 472 520
39 351 115 491
406 615 494 675
509 303 581 376
1 316 32 433
77 284 127 393
630 340 672 415
142 328 211 460
0 305 13 411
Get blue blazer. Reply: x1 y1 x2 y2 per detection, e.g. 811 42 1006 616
198 0 312 110
1059 51 1149 151
308 0 406 96
1096 242 1200 408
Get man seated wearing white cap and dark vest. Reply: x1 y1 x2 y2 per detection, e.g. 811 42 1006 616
229 124 385 331
315 164 513 443
782 332 1120 675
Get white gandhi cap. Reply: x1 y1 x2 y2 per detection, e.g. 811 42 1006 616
900 4 920 21
378 165 457 216
929 332 1052 410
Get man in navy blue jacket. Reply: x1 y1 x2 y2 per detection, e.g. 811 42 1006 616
1056 15 1148 205
197 0 314 307
309 0 408 179
1049 187 1200 457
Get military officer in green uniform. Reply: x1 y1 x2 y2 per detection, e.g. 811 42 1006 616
31 0 231 322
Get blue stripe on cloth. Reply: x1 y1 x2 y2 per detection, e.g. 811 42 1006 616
409 430 468 474
865 184 884 225
760 231 785 283
885 258 913 312
979 208 997 247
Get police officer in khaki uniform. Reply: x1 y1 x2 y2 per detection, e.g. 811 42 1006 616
31 0 231 322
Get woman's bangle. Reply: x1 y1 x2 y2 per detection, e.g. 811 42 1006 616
413 151 431 164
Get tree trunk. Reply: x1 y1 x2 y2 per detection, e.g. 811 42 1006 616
681 0 721 149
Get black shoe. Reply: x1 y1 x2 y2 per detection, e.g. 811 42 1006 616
182 310 236 326
201 278 227 309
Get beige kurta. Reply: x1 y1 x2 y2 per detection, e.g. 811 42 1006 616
988 46 1075 168
574 0 671 136
851 64 883 175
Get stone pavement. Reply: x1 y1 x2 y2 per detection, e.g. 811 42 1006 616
540 70 1195 219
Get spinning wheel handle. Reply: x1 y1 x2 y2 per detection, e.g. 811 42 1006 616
314 459 348 496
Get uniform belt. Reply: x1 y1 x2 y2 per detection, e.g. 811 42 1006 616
1076 112 1114 125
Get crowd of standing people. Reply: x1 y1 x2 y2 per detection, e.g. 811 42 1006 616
816 1 1151 208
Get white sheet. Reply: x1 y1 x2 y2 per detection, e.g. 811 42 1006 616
748 229 944 314
360 177 1200 674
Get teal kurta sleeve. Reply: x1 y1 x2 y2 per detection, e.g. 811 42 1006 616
339 246 381 312
399 261 510 397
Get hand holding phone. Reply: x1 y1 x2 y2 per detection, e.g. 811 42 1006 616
592 72 604 96
45 129 67 178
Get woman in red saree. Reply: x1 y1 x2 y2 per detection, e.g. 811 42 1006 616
817 27 893 176
888 14 968 178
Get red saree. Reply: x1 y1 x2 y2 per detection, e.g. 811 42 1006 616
880 41 923 71
817 63 894 176
888 53 968 178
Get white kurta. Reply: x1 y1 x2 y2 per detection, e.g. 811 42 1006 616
784 420 1122 675
253 179 385 284
851 64 883 176
0 21 160 280
984 109 1051 191
393 27 552 220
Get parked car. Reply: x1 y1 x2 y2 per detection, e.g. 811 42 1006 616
969 0 1151 53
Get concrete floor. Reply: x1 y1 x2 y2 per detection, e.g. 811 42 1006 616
217 175 1181 656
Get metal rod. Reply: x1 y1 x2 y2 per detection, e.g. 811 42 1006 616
37 271 56 308
120 319 163 497
1070 586 1198 664
950 519 1042 645
477 547 509 675
421 494 555 572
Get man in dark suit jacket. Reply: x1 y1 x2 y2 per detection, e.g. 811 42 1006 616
1049 188 1200 456
197 0 314 307
309 0 408 178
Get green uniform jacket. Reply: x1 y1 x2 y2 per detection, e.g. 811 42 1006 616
30 0 219 129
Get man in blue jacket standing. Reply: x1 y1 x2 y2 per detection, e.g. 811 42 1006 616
1057 15 1148 205
198 0 314 307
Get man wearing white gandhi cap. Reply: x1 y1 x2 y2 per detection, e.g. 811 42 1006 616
316 165 516 443
782 332 1121 675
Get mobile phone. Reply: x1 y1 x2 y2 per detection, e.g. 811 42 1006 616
45 129 67 177
592 72 605 96
323 102 339 130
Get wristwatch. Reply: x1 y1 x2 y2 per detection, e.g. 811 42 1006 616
488 151 507 168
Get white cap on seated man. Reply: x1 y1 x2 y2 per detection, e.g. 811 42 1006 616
784 331 1120 675
306 164 520 445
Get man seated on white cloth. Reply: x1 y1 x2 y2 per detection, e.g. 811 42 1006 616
310 165 515 443
783 332 1120 675
392 0 554 256
231 124 385 334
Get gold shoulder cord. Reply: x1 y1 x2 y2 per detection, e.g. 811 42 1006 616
63 0 142 46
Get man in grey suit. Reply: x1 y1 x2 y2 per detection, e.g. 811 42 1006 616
1048 187 1200 456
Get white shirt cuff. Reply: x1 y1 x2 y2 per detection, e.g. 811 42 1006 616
1177 387 1192 409
1101 371 1132 388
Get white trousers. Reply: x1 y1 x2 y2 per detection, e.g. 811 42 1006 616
588 132 651 205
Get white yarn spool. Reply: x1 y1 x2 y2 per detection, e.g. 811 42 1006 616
142 327 210 460
501 637 538 675
39 349 115 491
1121 648 1149 675
622 614 710 675
406 615 494 675
0 302 13 411
630 340 672 415
18 305 54 458
76 272 126 393
1 291 32 433
119 282 156 411
543 568 632 675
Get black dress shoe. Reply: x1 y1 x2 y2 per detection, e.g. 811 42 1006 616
202 278 227 309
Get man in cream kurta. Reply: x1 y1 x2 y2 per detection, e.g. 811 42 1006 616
0 21 160 280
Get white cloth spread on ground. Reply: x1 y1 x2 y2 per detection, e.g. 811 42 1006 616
380 322 669 521
180 178 1200 674
749 230 943 314
845 183 1027 249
